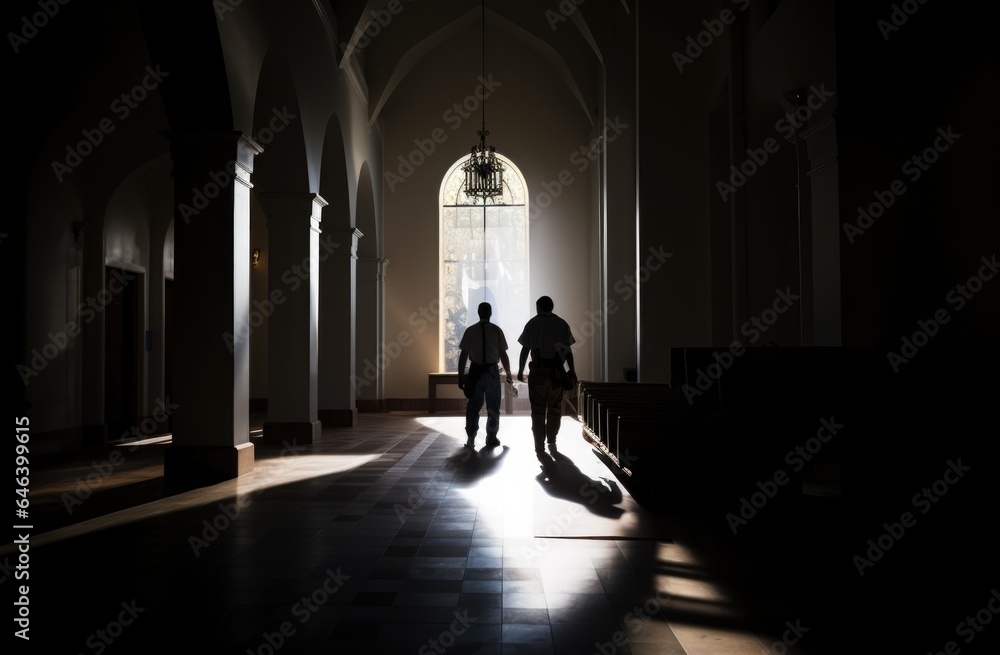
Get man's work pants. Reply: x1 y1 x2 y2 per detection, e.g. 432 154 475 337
527 365 563 451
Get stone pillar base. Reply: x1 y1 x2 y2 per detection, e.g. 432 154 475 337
164 442 254 482
319 409 357 428
262 420 320 445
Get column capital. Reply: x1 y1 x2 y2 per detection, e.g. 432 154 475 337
255 191 327 203
163 130 264 162
325 226 364 239
256 192 329 233
324 227 364 258
165 130 263 190
312 195 328 232
357 256 388 280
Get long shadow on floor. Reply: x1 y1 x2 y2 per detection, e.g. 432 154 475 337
446 444 510 486
535 449 625 519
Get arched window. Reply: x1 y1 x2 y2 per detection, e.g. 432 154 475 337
439 154 529 372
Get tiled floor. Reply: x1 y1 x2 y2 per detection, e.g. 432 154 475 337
8 412 826 654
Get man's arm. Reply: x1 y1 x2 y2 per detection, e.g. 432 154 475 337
517 345 529 382
562 320 577 379
458 350 468 388
499 350 512 383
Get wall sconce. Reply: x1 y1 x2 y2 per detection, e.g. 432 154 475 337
783 88 808 107
252 248 261 268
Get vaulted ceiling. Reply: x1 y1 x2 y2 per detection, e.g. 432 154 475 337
328 0 627 127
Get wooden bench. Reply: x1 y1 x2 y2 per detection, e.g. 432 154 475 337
427 373 457 414
576 381 756 502
579 377 821 514
578 382 672 440
577 382 674 472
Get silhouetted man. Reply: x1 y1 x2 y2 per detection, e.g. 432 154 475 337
458 302 512 448
517 296 577 454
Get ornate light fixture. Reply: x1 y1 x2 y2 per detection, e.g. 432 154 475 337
462 0 505 202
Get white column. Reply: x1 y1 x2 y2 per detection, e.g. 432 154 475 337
319 227 362 426
147 224 166 422
164 132 262 481
355 256 388 410
802 114 842 346
257 193 327 444
603 15 638 382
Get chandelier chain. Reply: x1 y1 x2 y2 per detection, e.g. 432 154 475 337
462 0 505 202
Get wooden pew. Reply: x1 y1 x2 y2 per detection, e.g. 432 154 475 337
576 381 758 509
577 381 674 475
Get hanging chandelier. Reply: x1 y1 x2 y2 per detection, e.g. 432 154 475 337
462 0 505 202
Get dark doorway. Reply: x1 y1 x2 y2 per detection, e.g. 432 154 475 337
709 86 733 344
164 277 174 432
105 267 143 440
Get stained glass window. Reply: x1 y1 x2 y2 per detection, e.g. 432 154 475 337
440 154 528 372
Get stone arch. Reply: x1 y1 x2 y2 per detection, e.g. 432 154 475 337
356 162 377 259
135 3 234 132
354 161 383 406
318 114 352 227
251 48 310 195
102 156 174 435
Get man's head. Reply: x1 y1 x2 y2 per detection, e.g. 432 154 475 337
536 296 554 314
478 302 492 320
